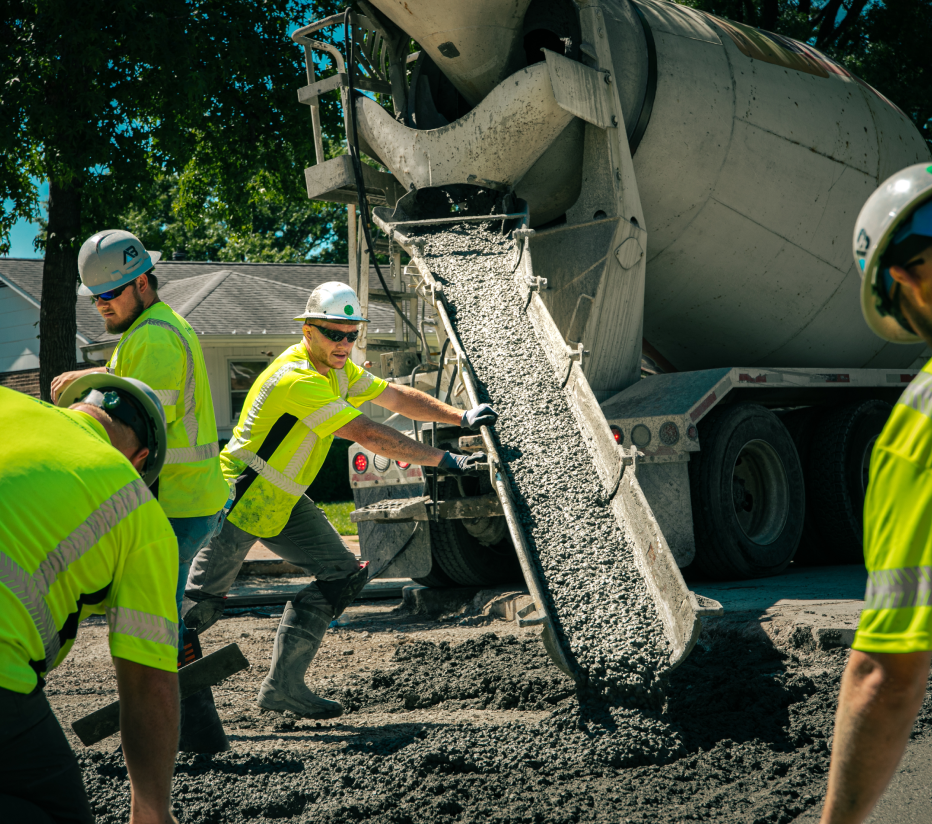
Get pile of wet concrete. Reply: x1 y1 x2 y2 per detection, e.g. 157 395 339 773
76 220 907 823
418 222 669 701
78 628 870 823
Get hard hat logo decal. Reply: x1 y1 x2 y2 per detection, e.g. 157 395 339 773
344 305 354 315
856 229 870 256
123 245 138 264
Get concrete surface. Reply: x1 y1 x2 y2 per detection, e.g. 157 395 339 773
792 735 932 823
694 564 867 650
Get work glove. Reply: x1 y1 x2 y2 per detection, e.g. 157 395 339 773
438 451 488 476
461 403 498 430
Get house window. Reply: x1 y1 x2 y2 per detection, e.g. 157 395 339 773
229 360 268 423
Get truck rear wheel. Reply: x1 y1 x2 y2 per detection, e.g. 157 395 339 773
427 478 523 586
688 403 805 579
780 406 827 566
806 400 891 564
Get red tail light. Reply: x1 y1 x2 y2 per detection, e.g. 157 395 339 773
396 461 411 469
353 453 368 473
610 425 623 444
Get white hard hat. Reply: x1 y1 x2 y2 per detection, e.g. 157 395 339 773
77 230 162 297
855 163 932 343
57 373 168 487
294 281 370 323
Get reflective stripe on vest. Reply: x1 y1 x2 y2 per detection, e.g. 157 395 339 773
241 361 308 440
899 372 932 420
348 371 374 398
153 389 180 406
226 437 307 497
111 318 199 447
106 605 177 648
864 566 932 610
165 442 220 465
0 478 152 671
284 400 348 477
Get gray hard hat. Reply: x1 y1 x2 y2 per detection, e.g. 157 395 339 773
57 373 168 487
77 230 162 297
294 281 370 323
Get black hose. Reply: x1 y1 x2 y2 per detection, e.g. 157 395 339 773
434 338 450 399
343 8 432 362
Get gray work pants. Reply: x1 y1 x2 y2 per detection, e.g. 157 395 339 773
186 495 358 615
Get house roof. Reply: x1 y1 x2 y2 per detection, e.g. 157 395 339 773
0 258 405 344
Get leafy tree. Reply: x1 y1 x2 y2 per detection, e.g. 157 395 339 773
0 0 344 399
675 0 932 147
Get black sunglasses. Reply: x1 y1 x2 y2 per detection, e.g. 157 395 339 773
90 282 132 303
308 324 359 343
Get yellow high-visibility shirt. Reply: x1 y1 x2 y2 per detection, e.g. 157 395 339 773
107 301 230 518
0 387 180 694
854 360 932 654
221 342 387 537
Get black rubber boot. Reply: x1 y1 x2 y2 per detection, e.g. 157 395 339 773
177 629 230 753
179 687 230 753
257 601 342 719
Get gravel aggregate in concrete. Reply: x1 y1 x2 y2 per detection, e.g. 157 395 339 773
417 222 669 701
75 623 913 824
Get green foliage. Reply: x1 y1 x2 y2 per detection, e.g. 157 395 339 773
316 501 358 535
674 0 932 148
0 0 347 255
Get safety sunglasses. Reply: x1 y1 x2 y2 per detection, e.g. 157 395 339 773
90 282 132 303
308 324 359 343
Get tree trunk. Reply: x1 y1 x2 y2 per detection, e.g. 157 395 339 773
39 180 82 402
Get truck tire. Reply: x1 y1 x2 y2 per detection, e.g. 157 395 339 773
806 400 891 564
687 403 805 580
780 406 828 566
412 560 457 588
427 478 523 586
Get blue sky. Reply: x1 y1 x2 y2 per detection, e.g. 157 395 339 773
4 179 48 258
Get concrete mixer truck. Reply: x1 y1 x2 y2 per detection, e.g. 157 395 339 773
290 0 932 587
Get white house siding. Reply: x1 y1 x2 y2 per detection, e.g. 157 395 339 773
0 284 84 372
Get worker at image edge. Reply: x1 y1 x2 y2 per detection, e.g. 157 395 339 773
0 377 180 824
182 281 496 719
819 162 932 824
51 230 232 752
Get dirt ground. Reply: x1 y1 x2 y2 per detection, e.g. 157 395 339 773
44 596 932 824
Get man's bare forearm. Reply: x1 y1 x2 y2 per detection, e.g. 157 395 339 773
820 650 930 824
51 366 107 402
336 414 447 466
114 657 180 824
376 383 463 425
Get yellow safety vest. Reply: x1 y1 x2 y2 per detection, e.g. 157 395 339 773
0 388 180 694
107 301 230 518
854 359 932 654
221 342 387 537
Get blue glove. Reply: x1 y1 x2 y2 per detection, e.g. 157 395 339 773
438 451 488 476
461 403 498 430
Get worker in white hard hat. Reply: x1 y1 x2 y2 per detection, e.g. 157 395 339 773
50 230 233 752
819 162 932 824
1 374 181 824
181 281 497 719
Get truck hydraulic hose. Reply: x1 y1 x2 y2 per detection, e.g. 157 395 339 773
343 7 432 363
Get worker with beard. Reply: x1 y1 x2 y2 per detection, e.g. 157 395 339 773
820 164 932 823
51 230 232 753
182 282 496 719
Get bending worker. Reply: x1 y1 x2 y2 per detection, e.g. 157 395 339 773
183 282 495 719
51 230 231 751
819 163 932 824
0 376 179 824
